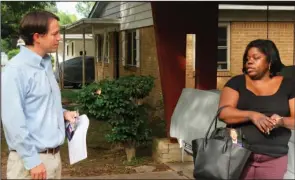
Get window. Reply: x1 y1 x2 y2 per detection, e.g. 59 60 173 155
71 42 74 56
99 33 110 63
126 30 137 66
217 23 230 71
97 34 102 61
122 29 140 67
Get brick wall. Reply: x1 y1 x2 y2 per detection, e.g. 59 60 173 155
185 34 196 88
96 33 115 81
119 26 162 106
138 26 162 106
217 22 294 90
95 22 294 105
96 26 162 107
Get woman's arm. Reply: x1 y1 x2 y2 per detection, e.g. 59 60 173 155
219 87 254 124
275 98 295 130
219 87 275 134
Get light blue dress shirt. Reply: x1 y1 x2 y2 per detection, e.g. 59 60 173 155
1 46 65 170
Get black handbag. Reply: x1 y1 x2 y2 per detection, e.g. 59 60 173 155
192 106 251 180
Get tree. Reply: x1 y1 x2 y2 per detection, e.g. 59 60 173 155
1 2 56 40
56 11 77 26
1 1 56 52
75 2 95 18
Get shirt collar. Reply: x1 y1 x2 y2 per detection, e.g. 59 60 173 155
20 46 51 68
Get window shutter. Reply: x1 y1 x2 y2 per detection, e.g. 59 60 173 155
135 29 140 68
96 34 101 62
102 32 107 64
104 32 110 63
122 31 126 66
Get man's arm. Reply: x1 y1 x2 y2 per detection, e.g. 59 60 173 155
1 67 41 170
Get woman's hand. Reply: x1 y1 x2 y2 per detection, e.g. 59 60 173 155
270 114 284 128
250 112 276 134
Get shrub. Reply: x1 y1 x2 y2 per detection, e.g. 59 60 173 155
77 75 155 161
7 48 20 59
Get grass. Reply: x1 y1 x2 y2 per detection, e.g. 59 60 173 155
61 89 80 104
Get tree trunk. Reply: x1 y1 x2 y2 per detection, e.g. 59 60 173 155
125 147 136 162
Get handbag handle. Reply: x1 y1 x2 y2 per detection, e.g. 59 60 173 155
204 105 230 144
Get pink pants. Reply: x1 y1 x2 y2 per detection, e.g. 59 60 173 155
241 153 288 179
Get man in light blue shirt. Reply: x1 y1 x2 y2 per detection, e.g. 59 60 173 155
1 11 78 179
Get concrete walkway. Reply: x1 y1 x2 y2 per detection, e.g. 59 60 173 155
63 170 189 179
165 161 194 179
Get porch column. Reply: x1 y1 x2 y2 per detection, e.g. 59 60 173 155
92 25 98 82
62 28 66 90
151 2 219 138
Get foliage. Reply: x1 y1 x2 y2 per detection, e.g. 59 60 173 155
75 2 95 18
1 39 11 53
77 75 155 148
56 11 77 26
122 157 149 166
1 2 55 40
117 75 156 99
7 48 20 60
50 55 55 68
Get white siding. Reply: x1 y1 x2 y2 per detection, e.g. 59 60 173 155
100 2 154 30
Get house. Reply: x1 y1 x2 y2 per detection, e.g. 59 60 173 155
64 2 295 107
52 34 94 70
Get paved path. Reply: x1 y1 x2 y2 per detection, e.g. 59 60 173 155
63 170 189 179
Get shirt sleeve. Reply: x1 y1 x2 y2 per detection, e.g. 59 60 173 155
224 75 243 92
1 67 41 170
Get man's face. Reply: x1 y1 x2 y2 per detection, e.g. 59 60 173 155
38 18 61 53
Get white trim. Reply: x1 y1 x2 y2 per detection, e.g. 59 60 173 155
219 5 295 11
218 23 230 71
135 29 140 68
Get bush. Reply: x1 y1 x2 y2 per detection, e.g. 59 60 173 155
77 75 155 161
7 48 20 59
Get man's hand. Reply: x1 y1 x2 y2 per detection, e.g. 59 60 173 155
30 163 46 179
64 111 79 123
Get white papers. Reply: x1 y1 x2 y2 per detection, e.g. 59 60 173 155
68 114 89 165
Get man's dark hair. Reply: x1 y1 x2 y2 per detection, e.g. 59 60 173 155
19 11 60 45
242 39 285 77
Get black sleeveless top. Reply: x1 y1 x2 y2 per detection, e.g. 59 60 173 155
225 74 295 157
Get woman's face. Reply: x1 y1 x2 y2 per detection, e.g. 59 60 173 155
245 47 270 79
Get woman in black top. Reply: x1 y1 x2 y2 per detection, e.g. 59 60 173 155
218 39 295 179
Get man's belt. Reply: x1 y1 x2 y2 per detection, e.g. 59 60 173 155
11 146 60 155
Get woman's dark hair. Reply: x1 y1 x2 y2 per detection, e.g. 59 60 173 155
242 39 285 77
19 11 60 46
